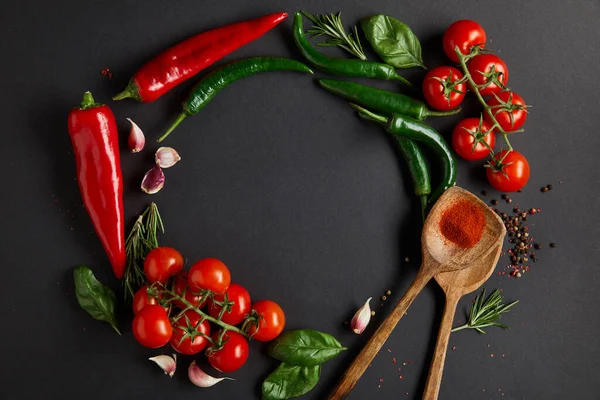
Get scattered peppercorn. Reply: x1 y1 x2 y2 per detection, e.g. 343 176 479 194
404 257 410 262
481 190 488 196
385 290 392 295
550 242 557 248
541 186 549 193
534 243 542 249
501 194 509 200
371 310 376 316
491 199 499 205
381 295 387 301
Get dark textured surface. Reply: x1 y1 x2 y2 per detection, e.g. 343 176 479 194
1 1 599 399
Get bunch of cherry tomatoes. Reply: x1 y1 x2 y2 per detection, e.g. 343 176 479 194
423 20 530 192
131 247 285 373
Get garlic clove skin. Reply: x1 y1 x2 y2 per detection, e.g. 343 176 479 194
155 147 181 169
188 360 234 388
350 297 372 334
149 354 177 377
127 118 145 153
141 165 165 194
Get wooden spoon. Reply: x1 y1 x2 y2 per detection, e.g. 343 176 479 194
329 186 505 400
422 242 504 400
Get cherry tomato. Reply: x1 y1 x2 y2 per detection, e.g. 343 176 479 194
169 310 211 355
207 331 249 372
208 283 251 325
484 91 528 131
189 258 231 294
132 305 172 348
422 66 466 111
247 300 285 342
467 54 509 96
144 247 184 284
132 284 169 314
173 271 207 310
443 20 486 63
486 150 530 192
451 118 496 161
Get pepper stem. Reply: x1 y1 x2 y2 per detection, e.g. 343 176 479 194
350 103 388 125
79 91 99 110
425 107 462 118
394 74 413 87
157 113 187 143
112 80 142 102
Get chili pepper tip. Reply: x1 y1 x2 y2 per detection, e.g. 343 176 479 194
158 113 187 143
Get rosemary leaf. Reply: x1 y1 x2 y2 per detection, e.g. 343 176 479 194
451 288 518 334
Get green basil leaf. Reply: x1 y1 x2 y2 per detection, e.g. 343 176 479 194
73 265 121 335
262 363 321 400
361 15 425 69
268 329 346 366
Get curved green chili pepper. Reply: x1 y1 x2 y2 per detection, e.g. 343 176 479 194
352 104 456 203
159 57 313 142
319 79 461 121
292 13 411 86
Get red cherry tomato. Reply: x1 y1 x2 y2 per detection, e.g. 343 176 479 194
451 118 496 161
484 91 528 131
189 258 231 294
173 271 207 310
132 284 169 314
467 54 509 96
169 310 211 355
422 66 466 111
486 150 530 192
208 283 251 325
443 20 486 63
132 305 172 348
247 300 285 342
207 331 249 372
144 247 184 284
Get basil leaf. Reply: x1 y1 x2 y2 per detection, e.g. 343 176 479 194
262 363 321 400
268 329 346 366
361 15 425 69
73 265 121 335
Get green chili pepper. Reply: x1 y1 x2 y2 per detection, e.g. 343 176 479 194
319 79 461 121
353 104 456 203
394 137 431 219
159 57 313 142
292 13 411 86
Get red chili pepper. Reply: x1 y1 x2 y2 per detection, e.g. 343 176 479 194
68 92 126 279
113 12 288 103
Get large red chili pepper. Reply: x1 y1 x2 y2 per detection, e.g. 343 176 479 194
68 92 126 279
113 12 288 103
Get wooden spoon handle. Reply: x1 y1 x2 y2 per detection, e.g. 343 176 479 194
329 270 433 400
422 291 462 400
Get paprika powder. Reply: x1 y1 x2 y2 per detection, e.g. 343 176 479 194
439 200 485 248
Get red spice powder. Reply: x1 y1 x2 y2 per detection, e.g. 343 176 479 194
439 200 485 248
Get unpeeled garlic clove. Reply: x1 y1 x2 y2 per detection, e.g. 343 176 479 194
350 297 372 334
141 165 165 194
188 360 234 387
155 147 181 168
127 118 145 153
149 354 177 377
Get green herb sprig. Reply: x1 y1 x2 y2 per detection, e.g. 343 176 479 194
452 288 518 334
301 11 366 60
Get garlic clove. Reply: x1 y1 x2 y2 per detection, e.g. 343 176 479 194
155 146 181 169
127 118 145 153
149 354 177 377
350 297 372 334
188 360 234 388
141 165 165 194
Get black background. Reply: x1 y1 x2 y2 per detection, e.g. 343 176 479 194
1 1 599 399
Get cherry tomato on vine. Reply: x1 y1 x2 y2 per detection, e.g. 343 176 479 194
207 330 249 372
173 271 207 310
443 20 486 63
247 300 285 342
484 91 528 131
467 54 509 96
208 283 251 325
189 258 231 294
451 118 496 161
132 305 172 348
132 284 169 314
169 310 211 355
486 150 530 192
144 247 184 283
422 66 466 111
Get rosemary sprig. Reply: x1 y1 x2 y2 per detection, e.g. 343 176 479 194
123 203 164 300
301 11 366 60
451 288 518 334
